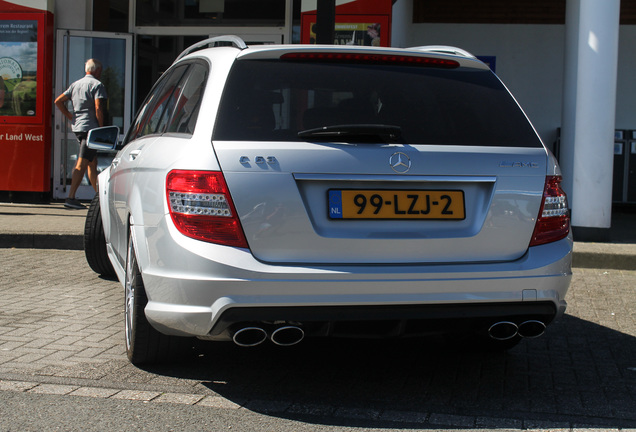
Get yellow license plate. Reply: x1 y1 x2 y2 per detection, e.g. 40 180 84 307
328 189 465 220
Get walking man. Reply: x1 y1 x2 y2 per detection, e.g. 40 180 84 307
55 59 108 209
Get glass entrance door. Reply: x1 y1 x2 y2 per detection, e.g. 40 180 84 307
53 30 133 200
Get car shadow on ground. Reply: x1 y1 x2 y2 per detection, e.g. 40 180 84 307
141 314 636 429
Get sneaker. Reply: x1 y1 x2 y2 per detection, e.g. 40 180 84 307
64 198 86 209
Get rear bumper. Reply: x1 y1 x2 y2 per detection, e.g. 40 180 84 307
135 222 572 340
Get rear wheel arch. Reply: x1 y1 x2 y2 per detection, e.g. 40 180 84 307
126 211 153 287
125 182 150 275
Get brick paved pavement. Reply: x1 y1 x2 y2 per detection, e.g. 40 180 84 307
1 248 635 429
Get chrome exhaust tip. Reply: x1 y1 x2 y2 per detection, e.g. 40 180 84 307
232 327 268 347
518 320 546 338
488 321 519 341
270 325 305 346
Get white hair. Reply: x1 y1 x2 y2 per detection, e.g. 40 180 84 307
85 59 102 74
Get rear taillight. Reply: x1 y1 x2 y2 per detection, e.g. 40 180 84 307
530 175 570 247
166 170 248 248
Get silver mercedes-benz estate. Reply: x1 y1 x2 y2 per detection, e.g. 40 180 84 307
84 36 572 364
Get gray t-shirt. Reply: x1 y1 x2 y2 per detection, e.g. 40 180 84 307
63 74 108 132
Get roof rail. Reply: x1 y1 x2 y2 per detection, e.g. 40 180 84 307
175 35 247 62
409 45 476 59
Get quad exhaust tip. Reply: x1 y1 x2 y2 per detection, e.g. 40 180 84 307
517 320 546 338
232 325 305 347
233 320 545 346
271 325 305 346
488 320 547 340
232 327 268 347
488 321 519 341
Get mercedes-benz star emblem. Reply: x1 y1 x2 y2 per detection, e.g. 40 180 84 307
389 152 411 173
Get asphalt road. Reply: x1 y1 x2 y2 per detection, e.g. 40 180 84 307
1 249 635 431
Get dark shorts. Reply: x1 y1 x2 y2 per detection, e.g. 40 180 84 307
76 132 97 162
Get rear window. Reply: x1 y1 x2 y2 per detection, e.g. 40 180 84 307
213 59 542 147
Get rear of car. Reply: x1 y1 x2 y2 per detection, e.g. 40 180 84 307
95 41 572 362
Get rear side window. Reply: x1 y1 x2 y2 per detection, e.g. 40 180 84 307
125 61 208 144
213 59 542 147
127 64 189 142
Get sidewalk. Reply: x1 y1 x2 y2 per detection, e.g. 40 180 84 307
0 202 88 251
0 201 635 270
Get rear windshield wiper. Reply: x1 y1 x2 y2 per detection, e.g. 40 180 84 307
297 124 402 143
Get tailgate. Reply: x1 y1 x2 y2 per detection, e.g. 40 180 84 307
216 141 547 264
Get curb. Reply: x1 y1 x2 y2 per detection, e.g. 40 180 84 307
0 233 83 251
3 378 635 429
572 242 636 271
572 251 636 271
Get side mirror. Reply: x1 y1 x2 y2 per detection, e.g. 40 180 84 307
87 126 120 151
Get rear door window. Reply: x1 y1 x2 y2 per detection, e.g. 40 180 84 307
126 64 189 143
213 59 542 148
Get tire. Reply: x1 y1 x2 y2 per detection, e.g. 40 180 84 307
84 194 115 277
124 231 184 365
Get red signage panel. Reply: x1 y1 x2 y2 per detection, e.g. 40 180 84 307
302 15 390 46
0 4 54 192
301 0 392 46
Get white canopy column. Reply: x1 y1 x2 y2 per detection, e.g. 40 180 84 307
560 0 621 240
